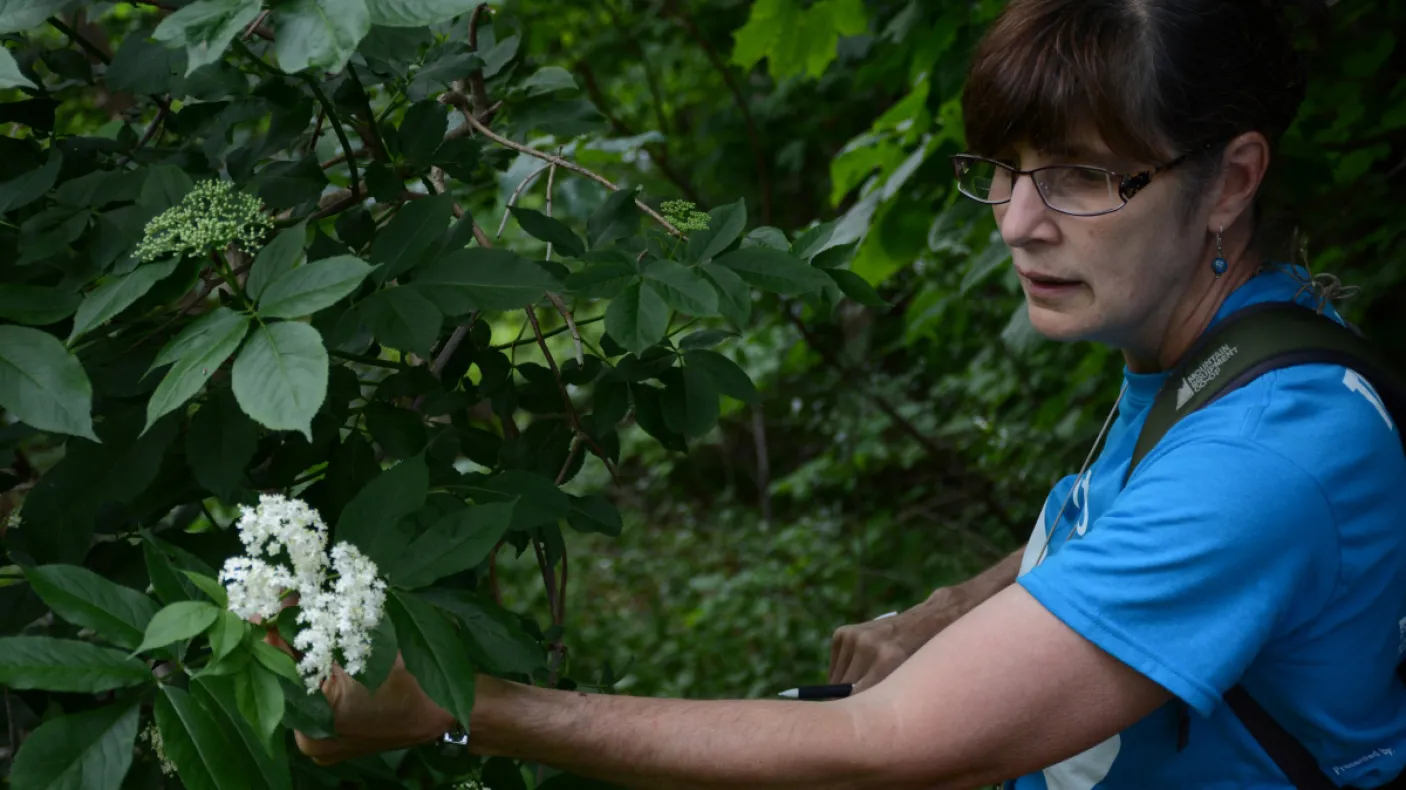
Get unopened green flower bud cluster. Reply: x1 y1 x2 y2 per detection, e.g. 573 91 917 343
134 179 273 263
660 199 711 233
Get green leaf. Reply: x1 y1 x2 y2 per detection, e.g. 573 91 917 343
586 187 642 249
155 685 247 790
257 255 373 319
390 502 514 589
630 382 686 451
187 388 258 501
567 493 622 537
23 564 159 650
0 45 35 90
412 248 562 313
828 267 888 307
358 285 442 358
642 259 719 316
181 571 229 608
700 263 752 327
134 600 220 655
564 260 636 299
68 259 179 342
279 675 335 738
144 538 196 606
686 198 747 263
137 165 195 213
388 590 476 728
481 32 519 77
468 470 568 530
397 99 448 164
0 284 77 326
517 66 577 96
0 324 97 440
208 610 246 662
153 308 247 370
251 156 329 210
0 149 60 215
418 589 545 675
231 321 329 440
9 697 140 790
274 0 371 74
233 661 284 747
107 36 183 95
153 0 264 76
365 0 481 26
370 193 454 283
250 639 302 686
0 636 152 692
364 402 426 458
684 349 758 404
336 453 428 567
678 329 734 350
145 313 250 431
604 280 669 355
661 366 718 438
509 206 585 258
714 247 831 295
730 0 866 81
190 676 292 789
360 617 397 691
0 0 78 35
960 241 1013 295
246 221 307 301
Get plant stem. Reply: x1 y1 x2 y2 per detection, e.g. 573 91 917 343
329 350 405 370
303 77 361 200
48 17 110 64
492 315 603 350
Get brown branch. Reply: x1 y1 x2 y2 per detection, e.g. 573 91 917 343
545 154 558 261
751 405 772 523
496 164 551 237
526 306 577 423
447 93 686 239
531 537 558 624
488 541 504 605
546 292 583 366
118 103 168 166
665 0 772 224
242 9 270 39
465 4 493 115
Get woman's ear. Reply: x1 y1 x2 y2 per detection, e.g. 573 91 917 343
1208 131 1272 232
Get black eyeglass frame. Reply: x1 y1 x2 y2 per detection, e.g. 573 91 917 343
949 144 1214 217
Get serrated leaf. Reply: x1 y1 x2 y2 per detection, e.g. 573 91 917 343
358 286 441 358
390 502 514 589
231 321 328 440
274 0 371 74
146 313 250 430
9 697 139 790
389 591 478 727
412 248 561 313
642 259 718 316
678 329 733 350
68 259 179 342
419 588 545 675
567 494 622 537
365 0 481 26
713 247 831 295
155 685 247 790
208 610 245 662
335 453 427 567
0 0 78 35
517 65 576 96
23 564 159 650
134 601 220 654
685 198 746 263
370 193 454 283
181 571 229 608
190 675 292 789
586 187 641 249
0 283 79 325
564 260 637 299
0 148 60 215
153 0 264 76
828 268 888 308
360 617 397 691
0 636 152 692
700 263 752 326
233 662 284 747
257 255 373 319
247 221 307 301
684 349 757 404
509 206 585 258
397 99 448 164
0 324 97 440
0 45 35 90
187 388 258 501
466 470 568 530
792 219 839 260
604 279 668 355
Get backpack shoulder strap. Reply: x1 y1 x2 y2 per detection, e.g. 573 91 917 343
1126 301 1406 788
1126 300 1406 484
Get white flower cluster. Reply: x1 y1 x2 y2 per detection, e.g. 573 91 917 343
134 179 273 262
219 494 387 692
142 722 176 776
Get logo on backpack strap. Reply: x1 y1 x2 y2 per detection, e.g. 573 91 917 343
1176 344 1239 410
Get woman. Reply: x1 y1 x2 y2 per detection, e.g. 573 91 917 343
284 1 1406 787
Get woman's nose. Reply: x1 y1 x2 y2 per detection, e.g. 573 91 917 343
996 173 1058 248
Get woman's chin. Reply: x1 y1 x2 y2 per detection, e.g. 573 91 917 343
1026 304 1093 343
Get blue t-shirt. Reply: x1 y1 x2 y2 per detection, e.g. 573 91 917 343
1013 265 1406 789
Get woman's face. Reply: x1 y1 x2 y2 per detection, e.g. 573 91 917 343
992 136 1208 356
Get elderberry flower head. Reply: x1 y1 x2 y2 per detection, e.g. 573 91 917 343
660 199 711 233
142 721 176 776
218 494 388 693
134 179 273 263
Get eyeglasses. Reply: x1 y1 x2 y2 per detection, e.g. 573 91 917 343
950 150 1200 217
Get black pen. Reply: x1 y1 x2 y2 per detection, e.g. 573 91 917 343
777 683 852 700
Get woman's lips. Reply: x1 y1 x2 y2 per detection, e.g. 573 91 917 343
1016 268 1082 297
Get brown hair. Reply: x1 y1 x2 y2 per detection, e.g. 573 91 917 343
962 0 1306 170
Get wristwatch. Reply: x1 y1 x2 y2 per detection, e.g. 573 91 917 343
437 720 470 758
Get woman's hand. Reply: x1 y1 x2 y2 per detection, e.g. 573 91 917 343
264 629 456 765
828 589 967 693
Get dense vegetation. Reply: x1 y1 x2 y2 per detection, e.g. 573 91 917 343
0 1 1401 788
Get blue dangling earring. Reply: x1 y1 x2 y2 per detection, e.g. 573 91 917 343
1212 225 1228 279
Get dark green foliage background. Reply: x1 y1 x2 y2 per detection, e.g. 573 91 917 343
0 0 1401 788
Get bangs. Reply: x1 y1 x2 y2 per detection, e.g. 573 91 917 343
961 0 1167 164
